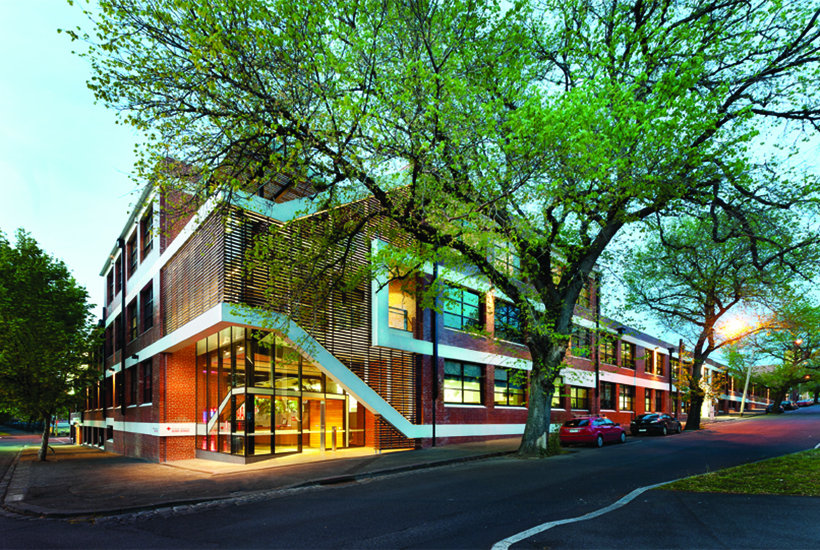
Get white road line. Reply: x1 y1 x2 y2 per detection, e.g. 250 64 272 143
490 481 678 550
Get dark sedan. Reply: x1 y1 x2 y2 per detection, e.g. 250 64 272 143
630 413 681 436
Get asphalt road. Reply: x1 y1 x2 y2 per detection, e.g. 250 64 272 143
1 408 818 549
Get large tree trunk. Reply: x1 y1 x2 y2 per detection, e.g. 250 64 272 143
37 413 52 462
770 390 787 414
813 388 819 405
684 359 706 431
517 340 565 457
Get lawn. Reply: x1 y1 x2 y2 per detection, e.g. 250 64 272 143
663 449 820 496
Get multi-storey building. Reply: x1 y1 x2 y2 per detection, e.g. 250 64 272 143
79 182 737 463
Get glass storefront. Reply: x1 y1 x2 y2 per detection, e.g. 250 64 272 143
196 327 366 458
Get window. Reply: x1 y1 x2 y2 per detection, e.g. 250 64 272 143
552 376 564 408
621 341 635 369
494 301 522 343
141 284 154 331
620 385 635 411
105 326 113 357
128 365 138 406
494 368 525 406
570 326 591 357
443 286 481 331
492 243 521 278
671 358 680 379
655 390 664 413
655 353 665 377
106 271 114 305
141 207 153 258
644 350 654 374
128 300 138 341
444 361 483 404
128 235 138 278
388 279 415 331
601 382 615 410
142 362 152 403
644 389 652 412
599 337 616 364
570 387 589 410
114 258 122 294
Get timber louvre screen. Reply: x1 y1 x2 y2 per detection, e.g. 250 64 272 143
222 205 418 450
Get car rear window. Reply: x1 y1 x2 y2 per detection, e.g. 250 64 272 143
563 419 590 427
637 414 658 421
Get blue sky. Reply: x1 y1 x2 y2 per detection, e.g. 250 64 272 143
0 0 140 316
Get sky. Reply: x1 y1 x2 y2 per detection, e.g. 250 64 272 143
0 0 140 317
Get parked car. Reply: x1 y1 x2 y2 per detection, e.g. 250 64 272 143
559 416 626 447
765 403 785 414
783 401 799 411
630 413 681 436
796 399 814 407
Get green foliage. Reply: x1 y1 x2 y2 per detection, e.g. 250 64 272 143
0 230 100 423
70 0 820 453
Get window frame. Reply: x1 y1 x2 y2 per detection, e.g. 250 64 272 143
600 382 615 410
494 300 523 343
570 386 590 410
141 284 154 332
599 336 616 364
443 360 484 404
142 362 153 404
141 207 153 259
128 300 138 342
442 286 481 331
621 341 635 369
619 385 635 411
570 326 591 357
644 350 654 374
493 367 526 407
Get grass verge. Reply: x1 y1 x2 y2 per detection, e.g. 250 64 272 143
663 449 820 496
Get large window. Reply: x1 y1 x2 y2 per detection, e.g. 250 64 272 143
494 368 525 407
115 258 122 294
599 337 616 364
444 361 483 404
601 382 615 410
644 389 652 413
577 279 591 308
655 353 665 377
570 386 589 410
620 385 635 411
655 390 664 413
570 326 591 357
492 244 521 278
142 284 154 331
443 287 480 331
106 271 114 305
494 301 522 343
644 350 654 374
621 341 635 369
128 235 138 278
128 365 138 406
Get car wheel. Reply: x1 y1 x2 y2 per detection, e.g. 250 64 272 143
662 426 668 436
619 431 626 444
675 423 681 434
595 434 604 448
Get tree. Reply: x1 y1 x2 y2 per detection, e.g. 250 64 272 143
739 296 820 412
70 0 820 455
0 230 100 461
620 210 819 429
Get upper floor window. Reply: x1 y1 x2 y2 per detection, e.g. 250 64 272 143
387 278 415 332
114 259 122 294
491 243 521 278
128 300 138 341
621 341 635 369
494 368 526 407
552 376 564 408
444 360 483 404
142 284 154 331
142 362 153 404
599 336 616 364
644 350 655 374
127 235 138 278
141 207 153 258
570 326 591 357
443 286 480 331
577 278 591 308
494 301 522 343
655 352 665 377
106 271 114 304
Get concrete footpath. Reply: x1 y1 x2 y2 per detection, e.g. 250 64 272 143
0 431 520 519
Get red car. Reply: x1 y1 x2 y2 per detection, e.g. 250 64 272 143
559 416 627 447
